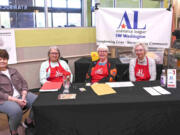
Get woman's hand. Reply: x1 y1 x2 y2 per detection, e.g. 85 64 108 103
8 96 27 108
21 90 27 105
16 99 27 108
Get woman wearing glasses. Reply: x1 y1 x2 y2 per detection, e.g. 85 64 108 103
86 44 117 83
40 46 73 84
129 43 156 82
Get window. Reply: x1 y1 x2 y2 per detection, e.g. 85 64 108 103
91 0 161 27
10 12 34 28
35 12 52 27
1 0 8 6
68 0 81 8
34 0 51 7
0 12 10 28
100 0 114 8
0 0 82 28
52 0 66 8
143 0 160 8
53 13 67 27
35 12 45 27
68 13 81 26
116 0 139 8
92 12 95 27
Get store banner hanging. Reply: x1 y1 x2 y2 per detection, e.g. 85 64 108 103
0 29 17 64
96 8 172 48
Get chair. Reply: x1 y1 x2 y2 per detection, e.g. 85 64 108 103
0 112 9 131
0 108 30 134
60 57 68 64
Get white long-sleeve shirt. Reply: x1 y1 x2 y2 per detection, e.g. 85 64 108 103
40 60 73 84
129 57 156 82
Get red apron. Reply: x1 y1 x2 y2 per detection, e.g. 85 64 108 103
134 57 150 81
91 61 109 83
46 60 70 82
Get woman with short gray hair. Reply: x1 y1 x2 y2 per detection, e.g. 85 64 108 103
86 44 117 83
129 43 156 81
40 46 73 84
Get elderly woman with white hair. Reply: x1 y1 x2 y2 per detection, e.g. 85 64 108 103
40 46 73 84
86 44 117 83
129 43 156 82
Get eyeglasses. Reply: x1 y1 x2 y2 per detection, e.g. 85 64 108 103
98 50 108 53
50 52 59 55
135 49 144 52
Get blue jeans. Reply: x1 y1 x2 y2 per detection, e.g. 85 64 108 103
0 92 37 131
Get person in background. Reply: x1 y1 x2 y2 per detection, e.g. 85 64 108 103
129 43 156 82
0 49 37 135
40 46 73 85
86 44 117 83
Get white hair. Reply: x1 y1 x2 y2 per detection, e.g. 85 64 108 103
133 42 148 54
48 46 60 58
97 44 109 52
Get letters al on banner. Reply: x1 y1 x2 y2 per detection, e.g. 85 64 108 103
0 29 17 64
96 8 172 48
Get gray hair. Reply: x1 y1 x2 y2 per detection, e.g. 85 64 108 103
133 42 148 54
48 46 60 58
97 44 109 52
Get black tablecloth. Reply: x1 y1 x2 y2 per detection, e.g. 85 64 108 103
74 57 163 83
33 81 180 135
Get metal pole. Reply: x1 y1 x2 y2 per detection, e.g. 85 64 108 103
139 0 143 8
160 0 164 8
66 0 68 26
44 0 48 27
82 0 87 27
114 0 116 8
0 13 1 28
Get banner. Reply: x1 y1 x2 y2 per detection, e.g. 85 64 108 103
96 8 172 48
0 29 17 64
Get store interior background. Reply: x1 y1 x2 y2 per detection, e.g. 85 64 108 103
0 0 180 90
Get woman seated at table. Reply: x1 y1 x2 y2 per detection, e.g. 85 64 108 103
129 43 156 82
0 49 37 135
86 44 117 83
40 46 73 85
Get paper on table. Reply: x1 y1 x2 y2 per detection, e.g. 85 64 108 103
86 83 91 86
153 86 171 95
40 89 58 92
143 87 161 96
79 88 86 92
91 83 116 96
58 94 76 100
106 82 134 88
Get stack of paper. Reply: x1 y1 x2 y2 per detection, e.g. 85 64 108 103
91 83 116 96
106 82 134 88
153 86 171 95
58 94 76 100
40 82 62 92
143 86 171 96
143 87 161 96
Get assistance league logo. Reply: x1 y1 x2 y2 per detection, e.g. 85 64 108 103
116 11 147 40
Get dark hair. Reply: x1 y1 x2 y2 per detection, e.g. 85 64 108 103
0 49 9 60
